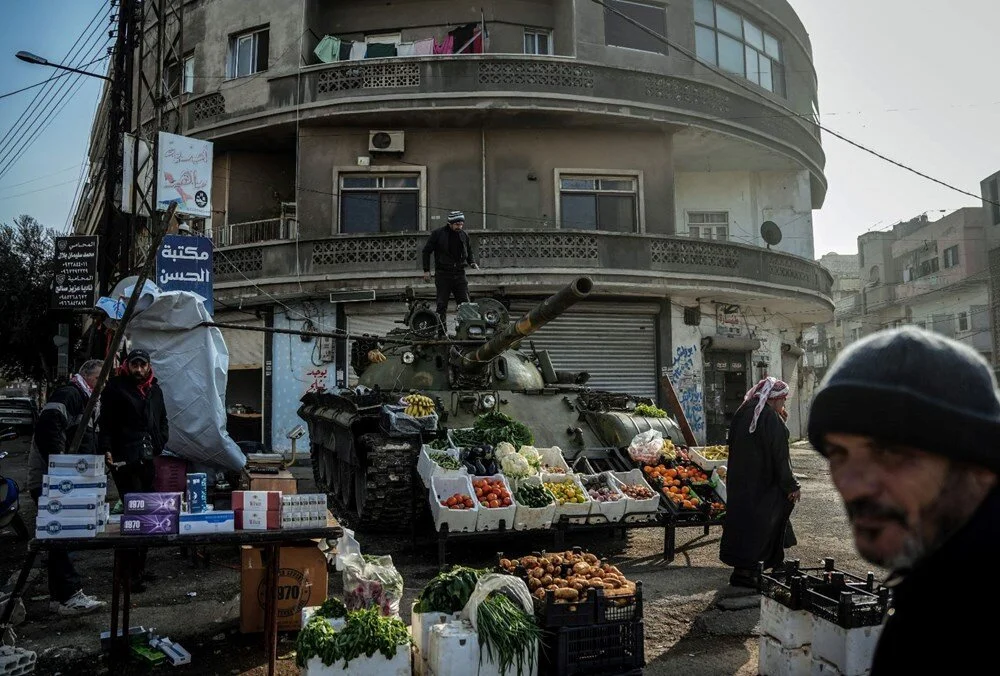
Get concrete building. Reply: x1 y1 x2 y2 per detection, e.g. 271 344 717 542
982 170 1000 368
73 0 833 448
802 252 859 377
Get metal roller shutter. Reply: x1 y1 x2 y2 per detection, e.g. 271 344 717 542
215 314 264 370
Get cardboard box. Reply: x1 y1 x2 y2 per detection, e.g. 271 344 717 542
240 545 327 633
232 491 281 511
235 509 281 530
247 470 297 494
179 510 235 535
35 516 103 539
37 509 106 529
42 475 108 498
186 473 208 513
124 492 182 515
37 495 104 517
121 513 179 535
46 454 106 477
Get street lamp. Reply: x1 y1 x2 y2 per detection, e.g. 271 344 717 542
15 50 113 82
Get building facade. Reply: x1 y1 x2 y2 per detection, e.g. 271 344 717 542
802 252 859 377
73 0 833 449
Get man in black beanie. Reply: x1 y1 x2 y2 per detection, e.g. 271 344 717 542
808 326 1000 674
422 211 479 333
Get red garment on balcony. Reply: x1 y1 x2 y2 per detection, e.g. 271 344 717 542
433 35 454 54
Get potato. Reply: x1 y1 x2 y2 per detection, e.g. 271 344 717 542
606 578 622 589
533 588 546 600
532 567 545 579
499 558 512 570
545 564 555 575
551 555 563 565
571 582 585 592
573 562 591 575
554 578 566 586
554 588 579 602
583 553 598 565
546 584 558 591
591 569 605 579
541 575 553 586
528 578 541 591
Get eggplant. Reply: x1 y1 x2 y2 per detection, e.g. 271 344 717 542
474 460 487 475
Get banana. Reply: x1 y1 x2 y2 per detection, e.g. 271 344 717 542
403 394 435 417
367 349 387 363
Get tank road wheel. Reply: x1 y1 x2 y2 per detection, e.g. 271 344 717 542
325 452 340 501
352 433 421 532
310 444 330 493
338 458 354 510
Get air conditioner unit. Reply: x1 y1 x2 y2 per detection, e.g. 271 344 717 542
369 130 404 153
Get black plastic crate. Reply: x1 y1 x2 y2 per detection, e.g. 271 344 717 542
594 581 643 623
534 581 643 628
759 569 825 611
540 620 645 676
805 584 890 629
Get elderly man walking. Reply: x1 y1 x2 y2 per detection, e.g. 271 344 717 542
422 210 479 333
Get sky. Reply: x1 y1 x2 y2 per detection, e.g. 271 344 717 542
0 0 998 256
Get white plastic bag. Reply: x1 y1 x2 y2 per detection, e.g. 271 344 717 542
628 430 664 465
461 574 533 632
342 553 405 618
333 528 361 571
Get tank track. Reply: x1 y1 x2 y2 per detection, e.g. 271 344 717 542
353 433 421 532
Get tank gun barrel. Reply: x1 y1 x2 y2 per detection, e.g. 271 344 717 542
462 277 593 363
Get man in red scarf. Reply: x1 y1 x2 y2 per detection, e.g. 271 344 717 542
99 348 169 592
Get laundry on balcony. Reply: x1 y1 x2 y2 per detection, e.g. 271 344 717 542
313 35 342 64
312 19 486 64
364 41 398 59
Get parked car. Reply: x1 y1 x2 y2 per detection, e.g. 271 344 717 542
0 397 38 432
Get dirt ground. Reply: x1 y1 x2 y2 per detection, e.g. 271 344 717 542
0 437 878 676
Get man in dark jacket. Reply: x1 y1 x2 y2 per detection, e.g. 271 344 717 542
422 211 479 333
27 359 106 615
99 348 169 591
719 377 800 588
809 327 1000 675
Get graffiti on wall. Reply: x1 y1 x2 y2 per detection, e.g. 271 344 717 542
306 368 329 394
667 344 705 441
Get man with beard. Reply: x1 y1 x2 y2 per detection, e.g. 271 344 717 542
422 210 479 333
809 327 999 674
99 348 169 592
719 376 800 588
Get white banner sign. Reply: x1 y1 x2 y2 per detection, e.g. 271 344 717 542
157 131 213 218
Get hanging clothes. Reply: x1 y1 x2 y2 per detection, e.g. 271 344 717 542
365 42 397 58
313 35 341 64
413 38 435 56
433 34 454 55
349 41 367 61
396 42 416 57
450 23 478 54
338 40 353 61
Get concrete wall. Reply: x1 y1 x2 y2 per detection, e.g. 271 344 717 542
674 169 813 258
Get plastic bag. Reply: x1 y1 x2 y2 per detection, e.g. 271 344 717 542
382 405 439 438
461 574 533 632
332 528 361 572
341 553 405 618
628 430 664 465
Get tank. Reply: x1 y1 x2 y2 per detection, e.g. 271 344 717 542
298 277 683 531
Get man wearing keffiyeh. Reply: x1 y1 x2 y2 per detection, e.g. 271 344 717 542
719 376 801 588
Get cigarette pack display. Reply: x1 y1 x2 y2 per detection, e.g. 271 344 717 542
235 509 280 530
186 473 208 513
124 492 182 515
281 493 326 508
37 509 107 530
232 491 281 511
37 495 104 517
35 516 105 539
46 454 106 477
179 510 235 535
121 513 179 535
42 475 108 498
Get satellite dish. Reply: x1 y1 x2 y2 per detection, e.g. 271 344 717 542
760 221 783 249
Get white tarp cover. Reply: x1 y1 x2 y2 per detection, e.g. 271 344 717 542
125 289 246 471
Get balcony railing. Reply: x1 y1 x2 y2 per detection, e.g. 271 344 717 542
214 205 298 248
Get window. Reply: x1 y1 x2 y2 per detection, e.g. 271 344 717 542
958 311 969 332
523 29 552 55
339 174 420 233
694 0 785 95
850 328 860 341
164 53 194 97
687 211 729 240
559 176 638 232
943 245 959 268
604 0 667 54
227 27 269 79
918 257 940 277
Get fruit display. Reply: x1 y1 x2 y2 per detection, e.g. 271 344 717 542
461 444 498 476
514 482 555 508
544 480 588 505
644 463 709 485
582 476 623 503
429 451 462 470
473 477 513 509
402 393 435 417
541 464 566 474
440 493 475 510
497 444 543 479
367 349 388 364
619 483 655 500
699 445 728 460
634 403 667 418
662 484 703 510
499 550 637 601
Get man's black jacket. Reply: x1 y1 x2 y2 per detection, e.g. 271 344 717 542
27 382 97 492
422 225 476 272
98 374 169 464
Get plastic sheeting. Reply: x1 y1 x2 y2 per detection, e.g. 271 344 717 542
125 290 246 471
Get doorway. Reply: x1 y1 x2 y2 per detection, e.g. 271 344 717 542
702 350 749 444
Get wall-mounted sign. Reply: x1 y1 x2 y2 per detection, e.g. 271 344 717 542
715 305 744 337
156 234 214 315
157 131 213 218
52 236 98 309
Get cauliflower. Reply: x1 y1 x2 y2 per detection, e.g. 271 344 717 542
501 453 532 478
518 445 542 470
495 442 517 460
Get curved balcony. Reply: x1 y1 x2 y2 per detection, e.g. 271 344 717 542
212 231 833 322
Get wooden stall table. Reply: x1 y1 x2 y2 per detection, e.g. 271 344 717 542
0 517 342 675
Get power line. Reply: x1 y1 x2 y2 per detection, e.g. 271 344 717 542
0 163 85 190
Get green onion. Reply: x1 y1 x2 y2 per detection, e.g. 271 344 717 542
476 593 541 676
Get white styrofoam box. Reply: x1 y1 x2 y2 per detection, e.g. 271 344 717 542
445 428 470 450
46 454 106 477
42 475 108 498
411 605 461 676
689 446 728 471
429 475 478 533
582 473 627 524
418 446 467 488
536 446 570 475
541 473 591 524
760 595 813 649
427 621 479 676
0 646 36 676
302 642 410 676
759 635 811 676
179 510 235 534
811 616 881 676
301 606 347 631
511 476 556 531
613 469 660 514
712 467 728 504
36 494 104 517
472 474 516 531
810 657 846 676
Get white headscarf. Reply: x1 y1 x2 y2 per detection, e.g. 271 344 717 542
743 376 790 434
70 373 100 423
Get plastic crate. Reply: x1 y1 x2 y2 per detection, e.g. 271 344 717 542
581 473 627 524
612 469 660 515
429 475 479 533
417 446 467 487
473 474 516 531
538 447 571 475
512 476 557 531
805 584 890 629
542 474 592 524
689 446 728 471
541 619 645 676
534 582 643 629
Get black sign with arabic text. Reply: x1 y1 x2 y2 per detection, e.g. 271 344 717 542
52 236 98 309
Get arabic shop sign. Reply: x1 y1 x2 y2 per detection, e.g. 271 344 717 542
155 235 214 315
52 236 98 310
156 131 213 218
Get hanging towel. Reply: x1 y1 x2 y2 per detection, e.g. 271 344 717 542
365 42 397 58
396 42 416 57
433 34 454 55
350 41 367 60
313 35 341 63
338 40 353 61
413 38 435 56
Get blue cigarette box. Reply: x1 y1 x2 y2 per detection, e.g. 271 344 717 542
186 473 208 514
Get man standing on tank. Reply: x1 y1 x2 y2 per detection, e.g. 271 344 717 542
422 210 479 334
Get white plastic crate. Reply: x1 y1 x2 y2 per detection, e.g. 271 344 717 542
417 446 467 488
445 428 472 449
429 475 478 533
760 595 813 649
810 616 881 676
302 642 410 676
511 476 557 531
0 646 36 676
300 606 347 631
689 446 728 471
541 473 591 524
411 605 461 676
472 474 516 531
711 467 728 503
536 446 570 475
427 620 479 676
581 473 627 524
612 469 660 514
759 634 812 676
